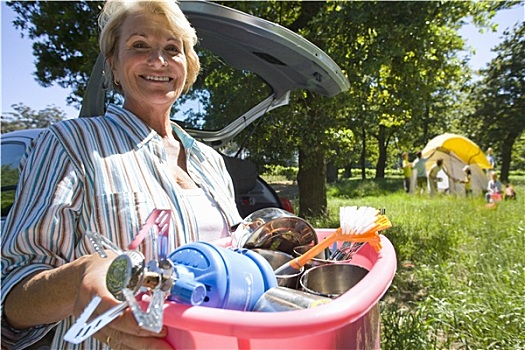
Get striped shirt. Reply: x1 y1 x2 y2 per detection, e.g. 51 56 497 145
1 104 242 349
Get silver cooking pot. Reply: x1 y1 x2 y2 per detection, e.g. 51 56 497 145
232 208 318 255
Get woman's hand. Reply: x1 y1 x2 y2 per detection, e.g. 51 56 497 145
75 252 172 349
93 308 171 349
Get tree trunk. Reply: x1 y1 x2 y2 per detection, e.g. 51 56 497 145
343 162 352 179
360 127 367 180
326 162 338 183
375 125 387 179
499 133 517 183
422 103 430 145
298 146 327 218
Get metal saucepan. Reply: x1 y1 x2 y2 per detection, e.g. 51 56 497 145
232 208 318 255
251 249 304 289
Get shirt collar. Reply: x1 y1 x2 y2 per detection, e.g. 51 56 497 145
105 104 196 150
171 122 195 149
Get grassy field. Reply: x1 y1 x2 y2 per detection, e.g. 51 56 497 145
267 174 524 350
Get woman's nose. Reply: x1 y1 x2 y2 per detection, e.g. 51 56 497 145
148 48 168 67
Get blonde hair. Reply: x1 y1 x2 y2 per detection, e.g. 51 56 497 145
98 0 200 93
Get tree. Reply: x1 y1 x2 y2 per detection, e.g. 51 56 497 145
468 23 525 182
317 1 513 179
1 103 67 133
8 1 102 107
9 0 517 218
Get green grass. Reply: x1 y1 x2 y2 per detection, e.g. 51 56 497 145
263 173 524 348
319 177 525 350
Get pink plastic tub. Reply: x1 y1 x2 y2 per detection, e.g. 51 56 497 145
156 229 396 349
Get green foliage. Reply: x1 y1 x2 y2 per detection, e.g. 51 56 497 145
466 22 525 182
9 0 524 218
262 165 298 182
327 177 402 198
186 48 272 131
309 1 492 176
511 133 525 170
1 165 18 217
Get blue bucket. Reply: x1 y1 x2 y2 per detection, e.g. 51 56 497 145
168 242 277 311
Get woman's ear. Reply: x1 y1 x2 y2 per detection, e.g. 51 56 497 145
107 56 120 86
108 56 117 75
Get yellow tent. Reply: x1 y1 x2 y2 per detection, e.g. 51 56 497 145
422 133 492 169
419 133 490 195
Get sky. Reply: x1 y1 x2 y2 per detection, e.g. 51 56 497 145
1 2 524 120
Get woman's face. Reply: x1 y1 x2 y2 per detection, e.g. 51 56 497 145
111 12 187 112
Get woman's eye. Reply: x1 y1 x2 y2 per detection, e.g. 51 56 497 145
132 42 149 49
165 45 181 54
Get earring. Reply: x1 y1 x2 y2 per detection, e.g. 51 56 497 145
114 79 120 86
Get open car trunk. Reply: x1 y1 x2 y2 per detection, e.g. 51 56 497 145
79 0 349 215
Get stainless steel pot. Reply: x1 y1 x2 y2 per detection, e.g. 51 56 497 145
251 249 304 289
300 264 369 298
233 208 317 255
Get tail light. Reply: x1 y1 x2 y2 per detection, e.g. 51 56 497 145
279 197 294 214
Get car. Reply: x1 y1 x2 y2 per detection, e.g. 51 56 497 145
1 129 41 223
1 1 349 224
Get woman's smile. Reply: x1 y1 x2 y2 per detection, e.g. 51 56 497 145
141 75 172 82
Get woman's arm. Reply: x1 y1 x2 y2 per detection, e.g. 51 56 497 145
1 130 170 349
3 253 112 329
4 251 169 349
2 130 87 328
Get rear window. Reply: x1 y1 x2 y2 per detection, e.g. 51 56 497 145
1 141 26 217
